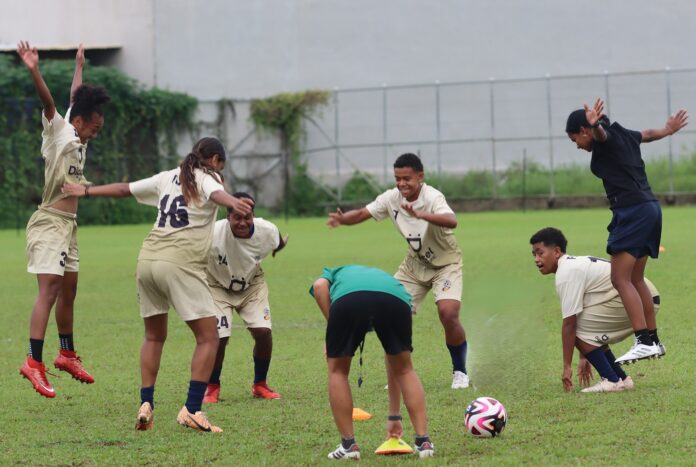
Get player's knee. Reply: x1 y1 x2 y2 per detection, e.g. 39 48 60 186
249 327 272 340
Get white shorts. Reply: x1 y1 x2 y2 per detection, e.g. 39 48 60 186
26 207 79 275
394 256 462 313
576 295 661 347
210 281 272 338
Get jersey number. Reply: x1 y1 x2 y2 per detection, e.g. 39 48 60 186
157 194 189 228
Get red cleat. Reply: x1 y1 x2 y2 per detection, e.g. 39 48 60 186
54 350 95 384
20 356 56 398
251 381 281 399
203 383 220 404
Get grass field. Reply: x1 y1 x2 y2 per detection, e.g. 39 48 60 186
1 207 695 465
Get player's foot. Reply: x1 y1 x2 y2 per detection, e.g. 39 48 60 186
327 443 360 460
19 356 56 398
54 350 95 383
415 440 435 458
203 383 220 404
135 402 154 431
657 342 666 358
252 381 281 399
580 378 625 393
614 341 660 365
451 371 470 389
176 406 223 433
621 376 635 391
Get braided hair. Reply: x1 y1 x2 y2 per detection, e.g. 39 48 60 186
179 137 226 206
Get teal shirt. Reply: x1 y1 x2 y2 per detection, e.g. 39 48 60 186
309 264 411 307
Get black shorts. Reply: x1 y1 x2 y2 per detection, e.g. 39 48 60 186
607 200 662 258
326 291 413 358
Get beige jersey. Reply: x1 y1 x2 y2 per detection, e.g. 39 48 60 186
129 168 224 269
39 109 89 208
366 183 461 267
206 218 280 292
555 254 658 318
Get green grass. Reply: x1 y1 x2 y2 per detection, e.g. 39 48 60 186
1 208 695 465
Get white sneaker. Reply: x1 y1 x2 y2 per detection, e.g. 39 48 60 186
621 376 635 390
327 443 360 460
614 340 660 365
581 378 625 393
451 371 470 389
415 440 435 458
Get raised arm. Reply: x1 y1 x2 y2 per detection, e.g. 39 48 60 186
584 97 607 143
70 43 85 105
641 109 689 143
209 190 254 216
17 41 55 121
326 207 372 228
63 182 132 198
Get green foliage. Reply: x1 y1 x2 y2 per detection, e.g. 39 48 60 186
0 56 197 228
341 171 384 202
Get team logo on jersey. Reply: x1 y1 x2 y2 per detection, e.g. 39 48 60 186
393 209 399 220
68 166 84 177
406 235 422 252
442 279 452 292
263 307 271 320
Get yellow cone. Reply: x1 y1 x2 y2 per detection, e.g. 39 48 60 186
352 407 373 421
375 437 414 455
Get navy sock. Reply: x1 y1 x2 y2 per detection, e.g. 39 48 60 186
603 348 627 380
185 380 208 414
446 341 467 373
210 366 223 385
341 437 356 449
634 329 653 346
585 348 619 382
29 338 44 362
253 357 271 384
649 329 660 345
415 435 431 446
59 333 74 352
140 386 155 409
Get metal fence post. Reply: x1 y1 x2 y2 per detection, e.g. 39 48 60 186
334 88 341 203
604 70 611 119
489 78 497 198
382 84 388 185
435 80 442 189
545 74 555 198
665 67 675 195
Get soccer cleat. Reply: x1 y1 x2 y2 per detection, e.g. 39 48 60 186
327 443 361 460
54 350 95 384
176 406 223 433
580 378 625 393
19 356 56 398
135 402 154 431
657 342 666 358
451 371 470 389
252 381 281 399
614 341 660 365
203 383 220 404
621 376 635 391
415 440 435 458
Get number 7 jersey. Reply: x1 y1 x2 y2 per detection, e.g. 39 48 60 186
129 168 225 269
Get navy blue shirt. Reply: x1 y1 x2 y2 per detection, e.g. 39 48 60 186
590 122 657 208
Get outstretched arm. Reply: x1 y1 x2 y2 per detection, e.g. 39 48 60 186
63 182 132 198
70 43 85 105
641 109 689 143
561 315 577 392
401 203 457 228
584 97 608 143
326 207 372 228
17 41 55 121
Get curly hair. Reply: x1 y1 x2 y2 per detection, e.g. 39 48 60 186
179 137 226 206
69 84 110 123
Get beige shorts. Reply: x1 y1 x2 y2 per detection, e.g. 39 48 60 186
26 207 79 275
210 281 272 338
576 296 661 347
136 260 217 321
394 256 462 313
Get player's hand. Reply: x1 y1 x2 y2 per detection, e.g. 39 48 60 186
562 365 573 392
386 420 403 439
327 208 344 228
75 43 85 68
583 97 605 127
577 357 593 388
400 203 421 219
17 41 39 70
62 183 87 197
232 196 254 216
665 109 688 135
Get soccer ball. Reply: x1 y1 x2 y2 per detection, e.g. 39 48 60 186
464 397 507 438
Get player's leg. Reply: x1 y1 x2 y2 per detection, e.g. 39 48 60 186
204 287 232 404
137 313 167 430
575 339 623 392
631 256 660 347
203 336 228 404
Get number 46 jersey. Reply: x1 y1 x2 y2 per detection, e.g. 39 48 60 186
129 168 224 269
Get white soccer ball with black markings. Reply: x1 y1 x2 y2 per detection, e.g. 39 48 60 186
464 396 507 438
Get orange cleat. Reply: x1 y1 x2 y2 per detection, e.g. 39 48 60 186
176 406 222 433
252 381 281 399
20 356 56 398
203 383 220 404
135 402 154 431
54 350 95 384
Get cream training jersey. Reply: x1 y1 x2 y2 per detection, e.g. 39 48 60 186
366 183 461 267
40 109 89 208
129 168 224 269
206 218 280 292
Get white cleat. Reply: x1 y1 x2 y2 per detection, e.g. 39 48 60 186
451 371 470 389
621 376 635 390
327 443 360 460
581 378 625 393
614 341 660 365
657 342 666 358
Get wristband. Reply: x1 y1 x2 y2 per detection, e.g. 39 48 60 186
591 122 601 128
84 186 90 198
388 415 402 421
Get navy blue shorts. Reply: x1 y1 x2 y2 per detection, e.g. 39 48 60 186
606 200 662 258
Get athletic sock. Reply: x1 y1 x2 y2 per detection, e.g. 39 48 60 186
634 329 653 346
446 341 468 373
648 329 660 345
29 338 44 363
603 348 627 380
140 386 155 409
253 357 271 384
415 435 431 446
185 380 208 414
585 348 619 383
341 437 356 449
210 366 223 385
59 333 75 352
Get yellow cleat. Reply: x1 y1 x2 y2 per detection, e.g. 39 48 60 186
135 402 154 431
176 406 223 433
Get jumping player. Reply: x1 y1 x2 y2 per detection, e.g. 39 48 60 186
566 99 686 364
530 227 661 393
202 192 288 403
310 265 434 460
17 41 110 397
327 153 469 389
63 137 254 433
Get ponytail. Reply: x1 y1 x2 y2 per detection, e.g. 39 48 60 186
178 137 227 206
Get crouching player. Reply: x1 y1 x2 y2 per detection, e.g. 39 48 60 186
311 265 434 460
530 227 661 393
203 193 288 402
